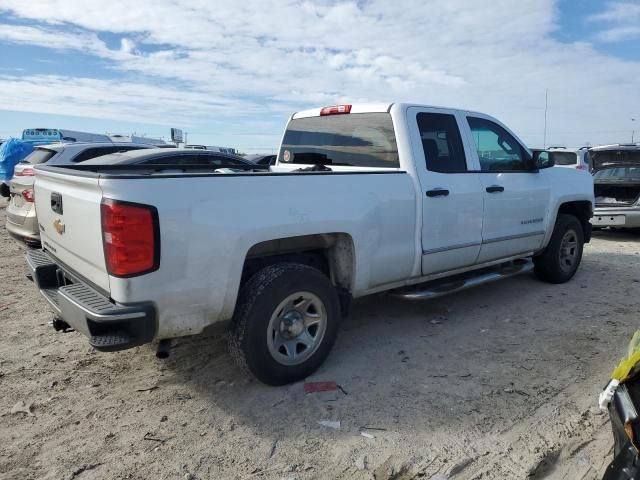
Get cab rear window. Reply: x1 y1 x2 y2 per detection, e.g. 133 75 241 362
280 113 399 168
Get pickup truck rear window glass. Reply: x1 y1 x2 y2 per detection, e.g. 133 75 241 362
467 117 529 172
417 113 467 173
550 152 578 165
280 113 399 168
72 146 146 163
24 148 57 164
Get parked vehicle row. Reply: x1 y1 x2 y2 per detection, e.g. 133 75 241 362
25 103 594 385
6 142 152 245
6 145 264 245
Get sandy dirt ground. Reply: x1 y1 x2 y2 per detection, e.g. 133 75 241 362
1 196 639 480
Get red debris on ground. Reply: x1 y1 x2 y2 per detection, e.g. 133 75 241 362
304 381 337 393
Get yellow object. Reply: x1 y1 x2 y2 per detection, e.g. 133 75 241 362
612 330 640 382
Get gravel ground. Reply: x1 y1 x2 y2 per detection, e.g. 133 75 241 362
1 196 639 480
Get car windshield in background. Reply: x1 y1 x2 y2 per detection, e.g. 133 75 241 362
550 151 577 165
24 148 57 164
280 113 399 168
591 151 640 179
594 167 640 181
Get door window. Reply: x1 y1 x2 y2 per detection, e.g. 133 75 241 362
467 117 530 172
417 113 467 173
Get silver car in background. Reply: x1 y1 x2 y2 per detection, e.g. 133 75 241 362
591 143 640 230
6 142 150 245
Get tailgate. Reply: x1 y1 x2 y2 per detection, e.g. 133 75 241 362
34 168 110 292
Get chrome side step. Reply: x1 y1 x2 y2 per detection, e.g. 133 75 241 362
389 259 534 301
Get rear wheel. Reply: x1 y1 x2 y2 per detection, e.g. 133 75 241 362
228 263 340 385
534 214 584 284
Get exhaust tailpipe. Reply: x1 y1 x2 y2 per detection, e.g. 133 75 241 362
156 339 172 359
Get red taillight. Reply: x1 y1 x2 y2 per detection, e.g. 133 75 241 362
22 188 34 203
101 199 159 277
576 165 587 170
320 104 352 116
15 167 35 177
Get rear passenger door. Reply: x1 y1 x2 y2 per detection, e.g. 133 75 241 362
408 107 484 275
463 115 550 263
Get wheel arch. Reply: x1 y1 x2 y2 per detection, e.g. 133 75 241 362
241 232 356 293
544 200 593 248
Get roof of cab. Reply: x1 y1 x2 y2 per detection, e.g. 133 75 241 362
291 102 486 120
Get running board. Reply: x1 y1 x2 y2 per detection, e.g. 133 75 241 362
389 259 534 300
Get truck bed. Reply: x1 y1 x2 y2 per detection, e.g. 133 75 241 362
34 163 418 338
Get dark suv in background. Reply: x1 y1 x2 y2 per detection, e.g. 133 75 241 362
6 142 150 245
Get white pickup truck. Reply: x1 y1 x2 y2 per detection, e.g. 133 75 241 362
27 103 594 385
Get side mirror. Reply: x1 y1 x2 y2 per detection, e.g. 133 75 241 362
533 150 554 169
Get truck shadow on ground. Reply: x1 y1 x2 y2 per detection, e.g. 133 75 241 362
153 249 638 442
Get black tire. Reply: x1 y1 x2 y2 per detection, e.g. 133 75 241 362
228 263 341 386
534 214 584 284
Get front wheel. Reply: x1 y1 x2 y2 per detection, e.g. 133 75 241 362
228 263 341 385
534 214 584 284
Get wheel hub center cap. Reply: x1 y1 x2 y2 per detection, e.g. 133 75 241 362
280 311 304 339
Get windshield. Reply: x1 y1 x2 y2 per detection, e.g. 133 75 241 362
280 113 399 168
550 151 577 165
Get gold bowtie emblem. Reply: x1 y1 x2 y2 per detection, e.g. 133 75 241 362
53 219 65 235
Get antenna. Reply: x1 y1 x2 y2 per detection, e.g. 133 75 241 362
543 89 549 149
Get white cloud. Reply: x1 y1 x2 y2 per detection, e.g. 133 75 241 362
0 0 638 148
589 1 640 42
589 1 640 22
0 74 264 125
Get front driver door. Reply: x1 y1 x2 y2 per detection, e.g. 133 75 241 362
408 107 484 275
464 115 551 263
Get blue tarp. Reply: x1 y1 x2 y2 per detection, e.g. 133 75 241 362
0 138 34 181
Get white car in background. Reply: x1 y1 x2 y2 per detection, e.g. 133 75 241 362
547 147 590 171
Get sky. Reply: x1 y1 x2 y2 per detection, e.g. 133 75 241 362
0 0 639 152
